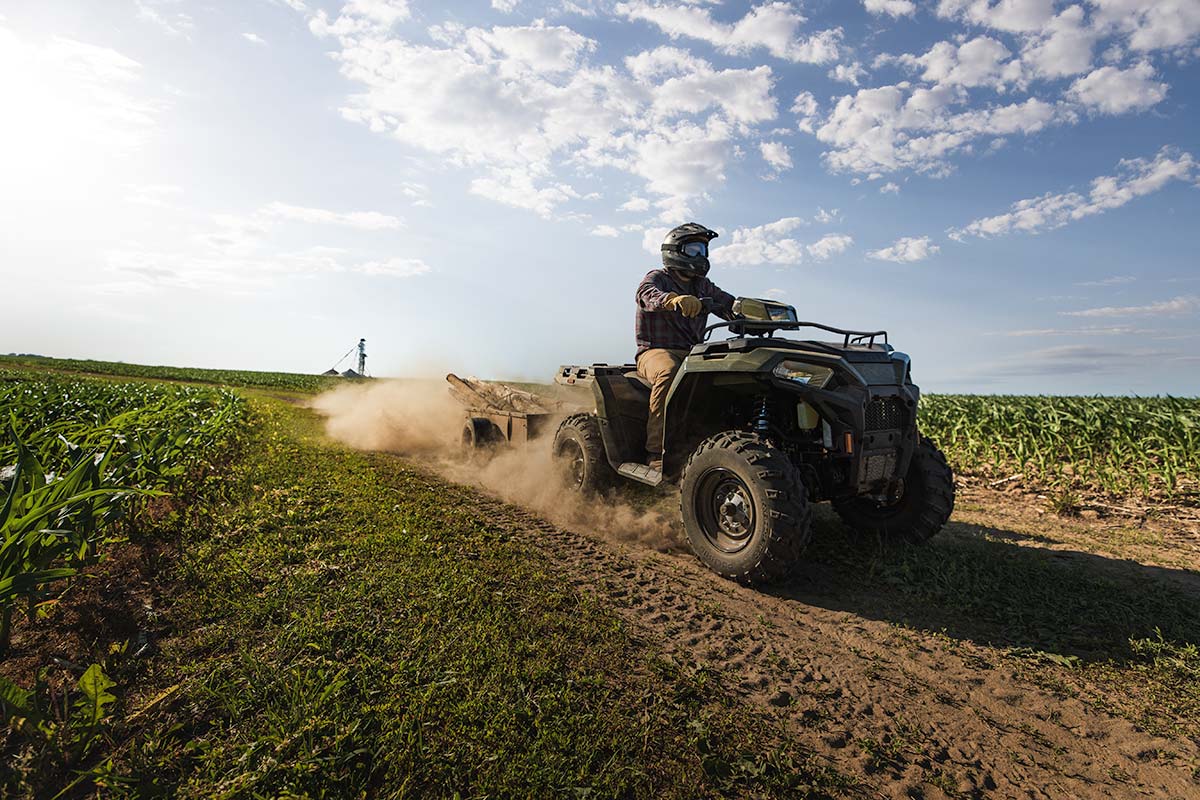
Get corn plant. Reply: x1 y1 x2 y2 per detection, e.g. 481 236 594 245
0 374 247 650
920 395 1200 503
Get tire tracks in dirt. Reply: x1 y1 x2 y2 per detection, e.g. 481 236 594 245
450 485 1200 799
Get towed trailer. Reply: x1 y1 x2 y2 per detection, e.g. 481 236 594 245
447 373 568 450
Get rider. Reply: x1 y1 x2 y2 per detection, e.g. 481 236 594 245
635 222 737 471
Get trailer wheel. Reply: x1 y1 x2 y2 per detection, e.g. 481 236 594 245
552 413 615 495
462 417 504 458
833 436 955 544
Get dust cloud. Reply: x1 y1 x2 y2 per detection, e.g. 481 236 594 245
309 379 683 550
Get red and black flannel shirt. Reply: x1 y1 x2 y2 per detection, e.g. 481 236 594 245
635 269 737 357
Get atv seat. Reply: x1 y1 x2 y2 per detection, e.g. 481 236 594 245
623 371 651 390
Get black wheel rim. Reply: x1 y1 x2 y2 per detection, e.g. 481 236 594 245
694 468 756 553
559 439 586 490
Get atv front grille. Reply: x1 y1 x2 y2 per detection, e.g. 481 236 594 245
865 397 903 431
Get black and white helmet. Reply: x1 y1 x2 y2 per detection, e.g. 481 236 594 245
661 222 718 278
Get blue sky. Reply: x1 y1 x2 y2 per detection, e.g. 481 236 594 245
1 0 1197 393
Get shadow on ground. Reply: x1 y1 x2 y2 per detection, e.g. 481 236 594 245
768 507 1200 663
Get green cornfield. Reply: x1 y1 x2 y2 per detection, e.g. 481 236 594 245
920 395 1200 504
0 354 340 392
0 370 248 648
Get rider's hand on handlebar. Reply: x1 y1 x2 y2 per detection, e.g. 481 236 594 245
665 294 704 318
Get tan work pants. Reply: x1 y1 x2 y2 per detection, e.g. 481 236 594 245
636 348 688 457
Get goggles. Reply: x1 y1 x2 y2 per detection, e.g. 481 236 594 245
680 240 708 258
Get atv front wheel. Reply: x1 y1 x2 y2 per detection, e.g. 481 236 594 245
833 437 955 544
552 413 615 495
680 431 811 584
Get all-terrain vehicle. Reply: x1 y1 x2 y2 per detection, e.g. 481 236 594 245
551 297 955 584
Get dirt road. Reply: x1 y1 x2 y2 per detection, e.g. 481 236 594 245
446 477 1200 799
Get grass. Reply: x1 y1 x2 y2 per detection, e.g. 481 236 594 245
8 398 851 799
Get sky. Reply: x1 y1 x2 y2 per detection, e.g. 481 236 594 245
1 0 1198 394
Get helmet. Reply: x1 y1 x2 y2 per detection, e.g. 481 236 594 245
661 222 718 278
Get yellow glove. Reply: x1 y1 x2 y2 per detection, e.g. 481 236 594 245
664 293 703 318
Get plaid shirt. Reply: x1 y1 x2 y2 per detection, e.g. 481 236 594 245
635 269 736 357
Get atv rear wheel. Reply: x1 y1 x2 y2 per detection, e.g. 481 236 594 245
552 413 615 495
680 431 811 584
833 436 955 544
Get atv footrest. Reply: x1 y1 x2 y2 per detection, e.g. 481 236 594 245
617 462 663 487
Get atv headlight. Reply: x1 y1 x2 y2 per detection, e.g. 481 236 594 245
772 361 832 388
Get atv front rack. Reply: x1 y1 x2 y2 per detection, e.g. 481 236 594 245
704 319 889 347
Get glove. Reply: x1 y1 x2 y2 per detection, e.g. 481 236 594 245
664 294 703 318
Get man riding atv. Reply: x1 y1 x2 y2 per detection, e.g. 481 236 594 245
548 228 954 584
637 222 735 471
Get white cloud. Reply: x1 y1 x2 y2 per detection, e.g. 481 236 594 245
1060 295 1200 317
305 9 780 219
791 90 820 133
868 235 939 262
880 181 900 194
310 0 411 37
864 0 916 18
1075 274 1135 286
807 233 854 260
760 140 793 172
619 196 651 212
469 169 580 218
913 36 1016 89
1019 5 1096 79
1090 0 1200 54
949 147 1197 239
814 207 839 223
262 201 403 230
354 257 430 277
399 181 431 206
716 217 808 266
615 1 843 64
828 61 867 85
135 0 194 37
590 224 620 237
813 82 1066 175
492 0 520 12
451 20 597 76
242 32 268 45
935 0 1057 33
1068 61 1168 114
710 218 851 267
99 197 426 294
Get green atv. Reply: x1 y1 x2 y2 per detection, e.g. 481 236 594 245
551 297 955 584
